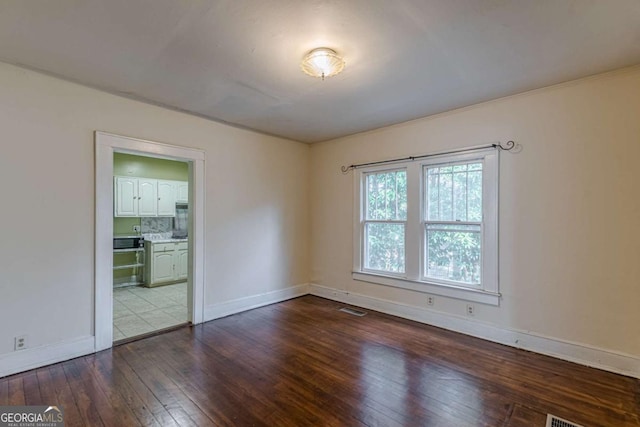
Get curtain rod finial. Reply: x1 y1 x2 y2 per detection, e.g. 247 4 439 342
498 140 515 151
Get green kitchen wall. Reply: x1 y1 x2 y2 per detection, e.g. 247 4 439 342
114 152 188 181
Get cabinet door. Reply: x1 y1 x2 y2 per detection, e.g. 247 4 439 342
115 177 138 216
152 251 175 284
157 180 177 216
138 178 158 217
175 249 188 280
176 181 189 203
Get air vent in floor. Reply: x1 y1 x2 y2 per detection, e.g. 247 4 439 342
546 414 584 427
339 307 367 317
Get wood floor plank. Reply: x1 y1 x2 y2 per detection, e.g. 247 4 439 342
35 367 55 404
72 356 141 426
21 371 42 405
207 314 435 425
62 358 106 426
116 345 216 426
152 331 282 426
228 301 505 426
0 379 7 406
2 295 638 426
110 350 180 427
7 377 25 406
47 364 84 427
87 352 161 427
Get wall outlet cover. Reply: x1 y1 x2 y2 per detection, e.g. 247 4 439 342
466 304 475 316
14 335 27 351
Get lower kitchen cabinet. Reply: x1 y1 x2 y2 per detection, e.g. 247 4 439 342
145 241 188 287
175 248 189 280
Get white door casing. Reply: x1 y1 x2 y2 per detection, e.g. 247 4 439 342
95 131 205 352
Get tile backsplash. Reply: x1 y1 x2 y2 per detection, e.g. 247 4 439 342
141 217 173 233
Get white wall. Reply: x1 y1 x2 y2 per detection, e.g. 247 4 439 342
310 67 640 363
0 62 309 360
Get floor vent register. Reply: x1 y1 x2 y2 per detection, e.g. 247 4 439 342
339 307 367 317
546 414 584 427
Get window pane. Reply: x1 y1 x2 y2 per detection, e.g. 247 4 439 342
425 225 481 285
427 173 439 220
365 223 405 273
453 168 467 221
468 170 482 221
440 171 453 220
426 162 482 222
365 170 407 220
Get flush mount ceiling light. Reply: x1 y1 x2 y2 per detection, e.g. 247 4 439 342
301 47 345 80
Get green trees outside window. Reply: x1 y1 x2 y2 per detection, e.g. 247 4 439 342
364 170 407 273
425 163 482 285
363 162 484 286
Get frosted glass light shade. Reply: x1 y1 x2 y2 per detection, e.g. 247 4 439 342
301 48 345 79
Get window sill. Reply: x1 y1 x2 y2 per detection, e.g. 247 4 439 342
352 271 500 306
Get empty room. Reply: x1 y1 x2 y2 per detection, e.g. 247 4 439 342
0 1 639 426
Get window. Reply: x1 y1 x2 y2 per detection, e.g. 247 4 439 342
363 169 407 274
424 162 482 285
353 148 499 305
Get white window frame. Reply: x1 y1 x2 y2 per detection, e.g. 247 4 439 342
361 167 407 277
353 148 500 305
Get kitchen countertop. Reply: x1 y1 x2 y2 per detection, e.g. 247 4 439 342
141 232 188 243
145 238 188 243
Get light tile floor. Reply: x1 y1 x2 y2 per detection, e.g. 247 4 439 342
113 282 188 341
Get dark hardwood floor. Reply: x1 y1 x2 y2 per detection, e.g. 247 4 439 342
1 295 638 426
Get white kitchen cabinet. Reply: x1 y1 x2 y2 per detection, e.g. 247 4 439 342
137 178 158 216
114 177 157 217
175 245 189 280
114 177 138 216
176 181 189 203
115 177 187 217
152 251 175 283
157 180 177 216
145 240 189 287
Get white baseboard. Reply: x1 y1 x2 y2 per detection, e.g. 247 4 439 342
0 336 95 378
204 283 310 322
309 283 640 379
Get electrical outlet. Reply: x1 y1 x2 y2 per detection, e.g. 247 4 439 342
14 335 27 351
427 296 435 306
466 304 475 316
132 225 141 232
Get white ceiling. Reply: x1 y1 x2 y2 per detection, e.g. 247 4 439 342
1 1 639 143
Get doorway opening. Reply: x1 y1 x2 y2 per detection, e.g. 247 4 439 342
95 132 205 351
113 153 190 342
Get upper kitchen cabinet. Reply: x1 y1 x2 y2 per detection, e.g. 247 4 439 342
114 176 137 216
176 181 188 203
114 177 157 217
114 177 187 217
157 180 177 216
138 178 158 216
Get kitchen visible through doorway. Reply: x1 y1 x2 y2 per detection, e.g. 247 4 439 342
112 152 191 342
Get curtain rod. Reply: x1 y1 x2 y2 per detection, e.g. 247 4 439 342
340 141 515 173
